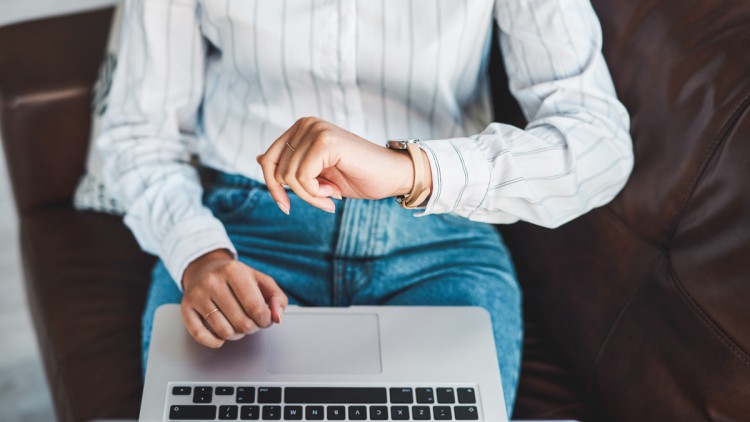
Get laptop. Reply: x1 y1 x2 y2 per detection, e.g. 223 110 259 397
140 304 513 421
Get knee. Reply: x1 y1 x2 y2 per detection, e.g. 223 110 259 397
467 275 522 318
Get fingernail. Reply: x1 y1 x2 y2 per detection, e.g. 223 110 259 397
332 193 343 200
318 185 335 198
276 201 290 215
325 204 336 214
277 306 284 323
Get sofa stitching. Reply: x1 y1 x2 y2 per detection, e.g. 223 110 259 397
666 91 750 242
667 256 750 367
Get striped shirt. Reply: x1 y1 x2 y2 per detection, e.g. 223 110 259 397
98 0 633 286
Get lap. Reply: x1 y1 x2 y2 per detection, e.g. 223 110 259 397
376 252 522 416
141 174 522 412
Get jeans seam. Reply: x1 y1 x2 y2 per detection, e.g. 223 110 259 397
332 259 342 306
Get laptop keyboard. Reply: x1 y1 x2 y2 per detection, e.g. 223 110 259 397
166 384 481 421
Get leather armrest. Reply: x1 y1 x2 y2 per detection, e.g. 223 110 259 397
0 8 114 214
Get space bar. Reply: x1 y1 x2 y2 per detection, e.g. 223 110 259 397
284 387 388 404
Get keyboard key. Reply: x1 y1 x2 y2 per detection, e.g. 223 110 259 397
434 406 452 420
457 388 476 404
436 388 455 404
284 405 303 420
169 405 216 420
305 406 324 420
217 386 235 396
258 387 282 404
219 405 239 420
349 406 367 420
241 405 260 420
172 386 191 395
413 406 431 420
415 388 434 404
391 406 409 420
390 387 414 404
195 386 213 395
262 405 281 420
327 406 346 420
237 387 256 404
193 386 213 404
370 405 388 420
284 387 387 404
454 406 479 420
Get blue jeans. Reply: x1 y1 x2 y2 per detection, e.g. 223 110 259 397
142 172 523 414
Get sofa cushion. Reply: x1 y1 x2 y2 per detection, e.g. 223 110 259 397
501 0 750 419
21 206 154 422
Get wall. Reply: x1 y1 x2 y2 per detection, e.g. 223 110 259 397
0 0 118 27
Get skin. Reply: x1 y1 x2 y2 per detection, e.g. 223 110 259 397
182 116 432 348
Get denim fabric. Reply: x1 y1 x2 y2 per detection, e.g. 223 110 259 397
142 172 523 413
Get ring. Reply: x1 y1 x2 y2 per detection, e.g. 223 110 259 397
203 307 220 320
286 142 296 152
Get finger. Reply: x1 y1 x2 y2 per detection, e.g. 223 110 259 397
274 135 299 188
226 273 274 329
254 269 289 324
258 121 304 214
317 178 342 199
259 160 291 215
200 302 237 341
181 302 224 348
289 135 345 204
280 151 337 212
211 282 260 335
293 144 337 199
286 176 337 213
275 117 321 193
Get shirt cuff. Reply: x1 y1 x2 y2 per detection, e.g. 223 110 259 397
161 216 237 291
418 137 491 217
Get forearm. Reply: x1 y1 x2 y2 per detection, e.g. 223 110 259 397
97 0 236 286
415 0 633 227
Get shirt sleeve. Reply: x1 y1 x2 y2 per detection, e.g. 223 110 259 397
419 0 634 228
97 0 236 289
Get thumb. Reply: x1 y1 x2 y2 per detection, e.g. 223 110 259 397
317 178 343 199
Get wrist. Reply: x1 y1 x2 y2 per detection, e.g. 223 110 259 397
386 139 432 208
182 248 234 288
395 150 433 196
393 150 416 197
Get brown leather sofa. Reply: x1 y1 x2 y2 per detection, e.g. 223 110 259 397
1 1 748 421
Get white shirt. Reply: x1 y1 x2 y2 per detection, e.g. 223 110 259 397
98 0 633 287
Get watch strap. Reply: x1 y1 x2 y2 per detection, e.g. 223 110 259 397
385 139 431 209
401 143 431 208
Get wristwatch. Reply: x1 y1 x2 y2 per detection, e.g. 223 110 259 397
386 139 431 209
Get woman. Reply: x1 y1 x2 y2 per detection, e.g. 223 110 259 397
97 0 633 414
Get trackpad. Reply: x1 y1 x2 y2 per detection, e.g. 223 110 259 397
267 313 382 375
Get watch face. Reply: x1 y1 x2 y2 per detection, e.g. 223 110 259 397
386 139 420 149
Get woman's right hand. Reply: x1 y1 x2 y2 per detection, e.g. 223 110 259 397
180 249 288 348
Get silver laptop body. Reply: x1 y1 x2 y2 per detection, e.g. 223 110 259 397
139 304 508 421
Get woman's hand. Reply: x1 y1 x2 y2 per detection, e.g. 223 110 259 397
180 249 288 348
256 117 431 214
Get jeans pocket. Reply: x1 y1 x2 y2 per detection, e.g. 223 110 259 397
204 185 263 224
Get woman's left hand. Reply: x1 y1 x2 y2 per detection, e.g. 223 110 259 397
256 117 430 214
